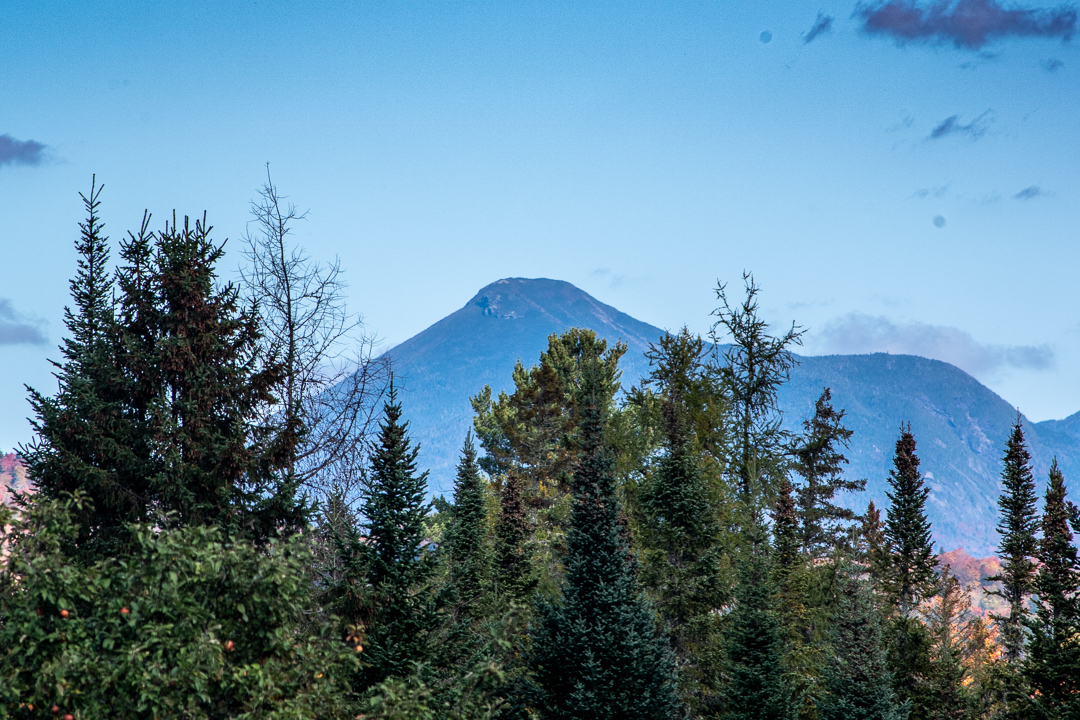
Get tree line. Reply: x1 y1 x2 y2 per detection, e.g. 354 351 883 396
1 181 1078 719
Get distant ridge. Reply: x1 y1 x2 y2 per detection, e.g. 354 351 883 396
381 278 1078 556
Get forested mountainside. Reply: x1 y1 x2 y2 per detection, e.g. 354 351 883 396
385 277 1077 556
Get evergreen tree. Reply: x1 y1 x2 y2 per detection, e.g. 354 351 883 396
493 471 535 604
772 476 800 575
790 388 865 558
529 354 682 720
884 427 938 616
922 569 977 720
446 433 490 619
987 418 1039 664
638 328 726 713
23 180 152 560
356 386 440 689
720 519 796 720
709 272 804 505
1024 459 1080 719
861 500 890 588
818 565 907 720
147 213 305 541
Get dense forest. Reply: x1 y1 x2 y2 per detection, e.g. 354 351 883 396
2 181 1079 720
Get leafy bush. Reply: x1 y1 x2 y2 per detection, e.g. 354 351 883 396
0 496 356 719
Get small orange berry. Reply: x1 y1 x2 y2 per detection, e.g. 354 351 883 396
224 640 235 651
51 706 59 714
120 607 130 615
63 714 74 720
59 609 69 619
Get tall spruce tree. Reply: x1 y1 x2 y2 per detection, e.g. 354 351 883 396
884 427 938 616
790 388 865 558
446 433 490 620
355 385 440 689
147 214 305 541
529 354 682 720
818 565 907 720
988 418 1039 665
494 471 535 604
720 518 796 720
1023 459 1080 719
23 180 152 560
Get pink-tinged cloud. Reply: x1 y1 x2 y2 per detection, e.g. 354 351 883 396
855 0 1077 48
808 313 1053 376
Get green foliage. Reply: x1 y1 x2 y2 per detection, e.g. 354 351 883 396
884 428 938 617
922 569 980 720
22 180 152 561
818 565 907 720
710 272 804 506
987 419 1039 665
637 328 728 713
0 496 355 720
24 194 307 556
1023 459 1080 719
719 520 796 720
447 434 493 620
529 354 682 720
790 388 865 559
354 385 441 689
493 471 536 605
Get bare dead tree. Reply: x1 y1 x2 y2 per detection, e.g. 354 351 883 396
240 166 388 505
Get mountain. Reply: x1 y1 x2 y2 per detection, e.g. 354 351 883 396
384 278 1077 556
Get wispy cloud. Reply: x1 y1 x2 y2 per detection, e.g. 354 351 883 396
1014 185 1048 199
855 0 1077 49
0 135 47 168
0 299 47 345
808 313 1053 376
928 111 991 140
803 12 836 43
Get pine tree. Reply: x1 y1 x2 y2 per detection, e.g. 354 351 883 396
884 427 938 616
922 569 977 720
861 500 890 588
790 388 865 559
709 272 803 505
772 476 800 575
23 180 152 561
493 471 535 604
720 519 796 720
356 386 440 689
147 213 305 541
446 433 490 619
638 328 726 712
818 564 907 720
529 355 682 720
1024 459 1080 719
987 418 1039 665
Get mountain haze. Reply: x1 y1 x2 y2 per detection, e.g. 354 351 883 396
383 278 1077 556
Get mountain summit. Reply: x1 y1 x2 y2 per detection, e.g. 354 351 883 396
383 278 1076 555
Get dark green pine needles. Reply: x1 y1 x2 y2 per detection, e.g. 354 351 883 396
988 418 1039 664
721 519 796 720
819 565 908 720
357 385 440 688
447 433 490 617
529 356 683 720
884 427 938 616
1024 459 1080 717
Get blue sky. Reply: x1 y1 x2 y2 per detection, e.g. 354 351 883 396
1 0 1078 449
